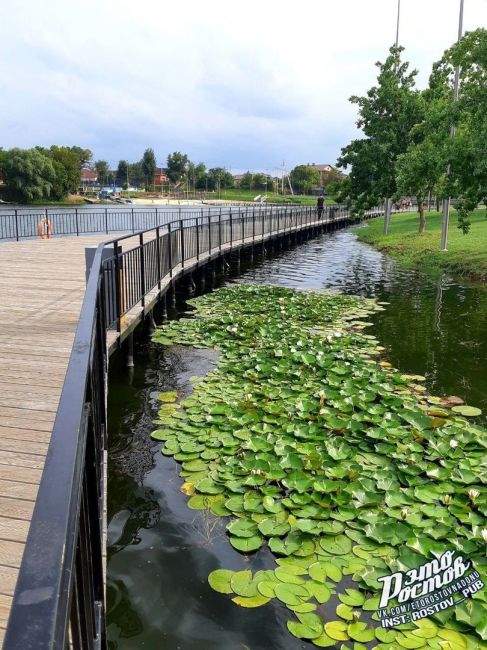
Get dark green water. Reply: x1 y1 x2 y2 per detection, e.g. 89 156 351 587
106 226 487 649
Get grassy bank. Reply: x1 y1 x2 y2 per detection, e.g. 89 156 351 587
355 208 487 280
219 188 336 206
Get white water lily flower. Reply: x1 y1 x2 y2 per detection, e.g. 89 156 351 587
482 530 487 543
450 439 458 449
290 347 297 353
444 495 452 505
469 489 480 501
296 340 303 347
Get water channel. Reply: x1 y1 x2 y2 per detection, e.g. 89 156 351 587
106 224 487 649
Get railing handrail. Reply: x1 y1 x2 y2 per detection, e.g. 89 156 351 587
3 204 367 649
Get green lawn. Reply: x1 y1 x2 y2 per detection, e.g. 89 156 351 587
219 188 336 206
355 207 487 280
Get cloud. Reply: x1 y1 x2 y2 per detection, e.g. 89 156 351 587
1 0 486 169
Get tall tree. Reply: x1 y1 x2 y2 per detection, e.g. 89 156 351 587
2 148 57 202
49 146 84 193
167 151 189 183
142 148 157 190
116 160 129 188
94 160 109 186
432 28 487 232
289 165 320 194
338 46 424 223
193 162 207 189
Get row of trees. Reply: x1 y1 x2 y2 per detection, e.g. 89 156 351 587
337 28 487 234
94 150 235 192
0 146 92 202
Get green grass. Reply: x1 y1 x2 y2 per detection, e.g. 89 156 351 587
355 207 487 280
218 188 336 206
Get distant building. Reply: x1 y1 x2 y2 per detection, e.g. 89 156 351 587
305 163 346 190
154 168 169 185
81 168 97 184
233 174 245 186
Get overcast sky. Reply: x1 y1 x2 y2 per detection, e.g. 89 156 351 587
1 0 486 173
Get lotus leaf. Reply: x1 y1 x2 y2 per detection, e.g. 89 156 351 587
152 285 487 648
231 594 270 608
207 569 234 594
347 622 375 642
324 621 349 641
274 582 309 606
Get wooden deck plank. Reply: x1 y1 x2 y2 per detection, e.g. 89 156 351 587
0 233 117 644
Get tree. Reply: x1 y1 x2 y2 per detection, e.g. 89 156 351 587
396 138 444 233
430 29 487 233
239 172 253 189
289 165 320 194
69 146 93 168
167 151 189 183
2 148 57 202
207 168 234 191
142 148 157 190
116 160 129 188
48 146 84 193
95 160 109 186
338 46 424 225
193 162 207 190
50 160 70 200
252 173 271 190
128 161 144 186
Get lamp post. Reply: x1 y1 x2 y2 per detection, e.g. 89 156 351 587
440 0 465 251
383 0 401 234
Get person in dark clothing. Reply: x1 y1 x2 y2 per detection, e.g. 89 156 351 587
317 195 324 219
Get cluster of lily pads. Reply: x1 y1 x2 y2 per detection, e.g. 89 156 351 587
152 285 487 649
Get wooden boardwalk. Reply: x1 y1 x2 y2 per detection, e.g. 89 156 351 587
0 234 120 647
0 215 342 646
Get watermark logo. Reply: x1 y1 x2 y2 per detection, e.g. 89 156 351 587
376 550 484 628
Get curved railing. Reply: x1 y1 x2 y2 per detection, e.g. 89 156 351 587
2 204 369 649
0 204 307 241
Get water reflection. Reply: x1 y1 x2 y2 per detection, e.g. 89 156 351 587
107 226 487 649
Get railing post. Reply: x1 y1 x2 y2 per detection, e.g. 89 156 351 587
270 205 273 237
14 209 19 241
156 226 162 291
277 206 280 234
229 211 233 248
241 205 244 243
139 232 146 309
219 210 222 252
114 240 121 332
75 208 79 236
252 207 255 243
105 207 108 234
131 207 135 233
180 219 185 268
196 216 200 261
168 222 173 278
208 214 212 253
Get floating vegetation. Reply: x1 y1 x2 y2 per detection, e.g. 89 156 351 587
152 285 487 648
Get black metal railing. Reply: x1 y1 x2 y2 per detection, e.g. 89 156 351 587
3 203 374 650
0 203 318 241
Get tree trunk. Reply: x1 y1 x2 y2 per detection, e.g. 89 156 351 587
418 198 426 234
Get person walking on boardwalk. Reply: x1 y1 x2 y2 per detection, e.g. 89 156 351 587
317 194 324 219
